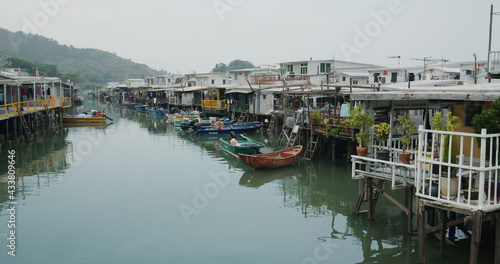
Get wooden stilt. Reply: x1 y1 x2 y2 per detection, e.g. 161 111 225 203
440 210 447 256
449 211 456 241
495 212 500 264
407 186 414 234
418 199 426 264
469 210 483 264
367 177 373 221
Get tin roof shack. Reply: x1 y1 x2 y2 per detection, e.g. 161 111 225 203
350 83 500 160
226 67 308 115
179 73 231 111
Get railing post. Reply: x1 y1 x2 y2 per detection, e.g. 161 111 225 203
479 128 487 208
417 125 425 194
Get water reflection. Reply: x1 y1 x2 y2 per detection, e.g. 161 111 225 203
0 131 70 208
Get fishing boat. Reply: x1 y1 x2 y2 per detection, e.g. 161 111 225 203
122 102 139 109
147 107 165 116
216 135 264 156
173 114 200 127
238 145 303 170
74 96 84 106
62 110 109 125
135 105 147 113
197 123 262 136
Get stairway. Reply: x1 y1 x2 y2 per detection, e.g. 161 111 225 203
17 107 33 141
237 110 248 123
303 133 319 161
267 114 276 134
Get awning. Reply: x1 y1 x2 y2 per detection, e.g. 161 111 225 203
225 89 254 94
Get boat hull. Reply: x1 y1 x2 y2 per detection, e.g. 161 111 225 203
63 117 106 124
238 145 303 170
197 124 261 136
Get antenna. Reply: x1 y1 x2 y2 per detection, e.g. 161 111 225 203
387 56 401 68
411 56 433 73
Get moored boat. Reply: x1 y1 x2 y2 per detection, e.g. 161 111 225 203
217 135 264 156
238 145 303 170
147 107 165 116
62 110 108 125
135 105 147 113
74 96 84 105
196 122 262 136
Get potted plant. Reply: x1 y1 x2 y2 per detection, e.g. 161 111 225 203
430 111 460 197
372 122 391 161
342 105 374 157
395 112 417 164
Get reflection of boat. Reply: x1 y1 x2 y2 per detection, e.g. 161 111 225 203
135 105 147 113
239 166 302 187
74 96 84 105
239 145 303 169
217 135 264 155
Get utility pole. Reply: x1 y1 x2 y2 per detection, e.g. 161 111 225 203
488 4 493 83
388 56 401 68
473 53 478 84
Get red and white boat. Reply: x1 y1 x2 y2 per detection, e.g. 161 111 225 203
238 145 303 170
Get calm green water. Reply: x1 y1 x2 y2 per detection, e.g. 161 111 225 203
0 99 492 263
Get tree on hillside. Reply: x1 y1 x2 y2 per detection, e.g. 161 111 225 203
227 59 254 71
212 63 227 73
4 57 61 77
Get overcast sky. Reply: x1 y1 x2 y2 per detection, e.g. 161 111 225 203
1 0 499 74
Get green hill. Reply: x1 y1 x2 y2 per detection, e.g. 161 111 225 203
0 27 165 85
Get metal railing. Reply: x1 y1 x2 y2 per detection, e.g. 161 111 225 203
202 100 226 109
416 125 500 212
0 97 71 118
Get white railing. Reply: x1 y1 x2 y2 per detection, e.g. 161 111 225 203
416 125 500 212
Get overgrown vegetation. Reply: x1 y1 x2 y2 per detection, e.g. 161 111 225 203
472 97 500 160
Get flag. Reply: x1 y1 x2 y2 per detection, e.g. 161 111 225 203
36 68 39 80
18 66 21 76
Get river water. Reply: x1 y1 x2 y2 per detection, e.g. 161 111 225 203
0 99 493 263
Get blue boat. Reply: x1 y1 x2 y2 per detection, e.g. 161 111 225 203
147 107 165 116
123 102 139 109
135 105 147 113
197 123 262 136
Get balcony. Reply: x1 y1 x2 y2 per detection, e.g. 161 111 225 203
202 100 226 110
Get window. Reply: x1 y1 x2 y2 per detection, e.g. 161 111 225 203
465 105 483 127
234 74 238 81
465 70 473 75
287 65 294 73
342 76 346 82
320 63 331 73
373 73 380 83
353 80 358 85
300 63 308 74
211 80 215 85
244 73 249 80
223 80 226 85
391 72 398 83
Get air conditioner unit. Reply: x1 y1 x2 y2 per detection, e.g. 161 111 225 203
380 76 389 84
328 78 337 83
421 74 432 81
457 80 468 85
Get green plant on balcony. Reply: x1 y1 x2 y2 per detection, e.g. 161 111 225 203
311 109 322 124
430 112 460 170
372 122 391 151
326 127 340 137
342 105 374 147
472 97 500 161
